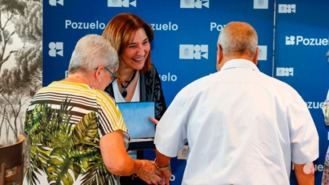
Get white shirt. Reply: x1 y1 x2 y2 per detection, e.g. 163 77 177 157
112 71 140 102
155 59 319 185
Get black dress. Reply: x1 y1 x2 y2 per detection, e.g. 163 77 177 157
105 65 167 185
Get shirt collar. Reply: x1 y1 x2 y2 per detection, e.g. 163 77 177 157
221 59 259 72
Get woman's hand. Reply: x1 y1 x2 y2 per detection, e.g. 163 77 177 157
149 117 159 125
157 165 171 185
135 160 163 184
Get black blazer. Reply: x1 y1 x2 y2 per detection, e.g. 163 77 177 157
105 65 167 120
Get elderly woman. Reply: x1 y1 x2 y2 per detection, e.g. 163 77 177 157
24 34 163 185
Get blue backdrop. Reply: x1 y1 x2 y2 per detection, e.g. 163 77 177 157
43 0 329 184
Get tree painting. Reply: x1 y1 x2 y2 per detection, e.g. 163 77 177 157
0 0 42 145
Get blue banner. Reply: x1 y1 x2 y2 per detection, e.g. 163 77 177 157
275 0 329 183
43 0 328 184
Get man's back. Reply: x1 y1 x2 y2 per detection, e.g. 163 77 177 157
155 21 319 185
157 59 318 185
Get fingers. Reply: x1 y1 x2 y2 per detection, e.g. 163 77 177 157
136 160 163 184
135 159 172 185
149 117 159 125
160 168 171 185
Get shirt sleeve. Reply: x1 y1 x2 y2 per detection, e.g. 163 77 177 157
154 88 190 157
288 92 319 164
95 89 127 137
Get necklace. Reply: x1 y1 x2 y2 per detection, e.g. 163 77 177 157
120 70 137 98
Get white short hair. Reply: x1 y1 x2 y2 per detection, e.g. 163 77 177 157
68 34 118 73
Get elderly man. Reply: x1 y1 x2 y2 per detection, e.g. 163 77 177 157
154 22 319 185
24 34 162 185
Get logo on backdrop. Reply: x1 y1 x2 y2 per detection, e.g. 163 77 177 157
278 4 296 14
326 50 329 62
306 101 325 110
276 67 294 77
285 36 295 45
150 22 179 32
258 45 267 61
49 0 64 6
180 0 209 9
49 42 64 57
108 0 136 7
159 73 178 82
253 0 269 9
65 20 106 30
209 22 225 32
179 44 208 60
285 35 329 46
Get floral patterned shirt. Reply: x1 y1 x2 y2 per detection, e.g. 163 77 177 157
24 80 127 185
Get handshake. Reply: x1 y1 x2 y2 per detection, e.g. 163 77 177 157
134 159 171 185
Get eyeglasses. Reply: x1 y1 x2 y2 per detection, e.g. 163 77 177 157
95 66 117 80
104 66 117 80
